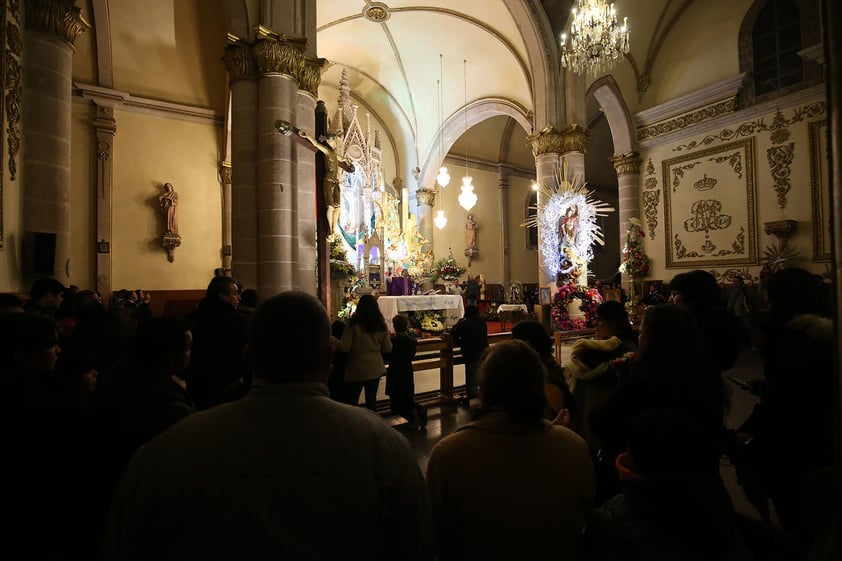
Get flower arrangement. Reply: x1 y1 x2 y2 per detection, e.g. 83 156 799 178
618 218 650 279
550 283 599 331
329 237 357 280
409 310 446 334
430 253 466 282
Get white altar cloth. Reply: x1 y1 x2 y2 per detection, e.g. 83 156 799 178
378 295 465 332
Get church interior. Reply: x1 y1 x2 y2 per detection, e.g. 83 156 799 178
1 0 842 557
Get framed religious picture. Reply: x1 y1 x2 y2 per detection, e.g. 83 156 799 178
603 288 622 303
539 286 552 305
367 264 381 290
662 138 757 268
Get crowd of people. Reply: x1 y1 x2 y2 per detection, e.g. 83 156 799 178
0 267 836 559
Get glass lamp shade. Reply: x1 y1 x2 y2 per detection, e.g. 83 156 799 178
458 176 477 212
436 166 451 187
434 210 448 229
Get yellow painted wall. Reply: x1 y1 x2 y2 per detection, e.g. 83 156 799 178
69 101 96 289
110 0 227 111
507 175 539 285
74 0 97 85
111 109 222 290
640 0 754 110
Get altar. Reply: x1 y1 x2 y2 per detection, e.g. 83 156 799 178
377 295 465 332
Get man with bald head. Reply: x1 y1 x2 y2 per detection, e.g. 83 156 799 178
105 291 432 560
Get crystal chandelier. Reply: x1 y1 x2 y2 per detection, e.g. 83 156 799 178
458 59 477 212
434 209 448 229
560 0 630 75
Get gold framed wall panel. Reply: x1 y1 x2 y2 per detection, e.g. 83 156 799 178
662 138 758 268
809 119 831 261
0 1 6 249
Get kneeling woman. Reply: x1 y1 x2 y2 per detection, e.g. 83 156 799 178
337 294 392 410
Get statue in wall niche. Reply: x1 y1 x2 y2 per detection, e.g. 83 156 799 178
159 182 181 263
159 182 179 234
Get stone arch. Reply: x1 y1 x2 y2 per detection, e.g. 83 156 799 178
586 75 635 156
420 98 532 190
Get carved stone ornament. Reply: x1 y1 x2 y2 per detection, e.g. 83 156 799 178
610 152 642 176
646 158 655 176
299 56 326 97
416 188 437 207
218 162 232 185
24 0 90 45
161 234 181 263
254 28 307 78
527 123 590 157
223 42 257 81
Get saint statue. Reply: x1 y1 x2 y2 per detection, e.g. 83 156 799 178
159 182 179 235
558 204 579 247
466 213 478 250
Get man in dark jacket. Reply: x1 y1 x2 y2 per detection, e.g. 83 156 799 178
104 291 433 560
184 276 249 409
450 305 488 400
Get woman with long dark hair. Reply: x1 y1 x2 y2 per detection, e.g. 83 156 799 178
337 294 392 410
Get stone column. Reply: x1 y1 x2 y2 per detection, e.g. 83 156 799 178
610 151 643 254
527 126 564 286
93 103 115 301
218 161 233 274
224 41 259 290
254 31 306 297
497 165 510 282
415 188 436 253
559 123 590 180
293 56 325 294
22 0 89 281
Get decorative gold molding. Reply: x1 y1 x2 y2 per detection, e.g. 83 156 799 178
766 142 795 209
299 56 326 97
415 188 437 207
673 102 826 152
645 158 654 176
253 27 307 78
637 98 736 142
223 43 257 82
642 190 659 240
5 0 22 183
24 0 90 45
527 123 590 156
808 119 831 261
609 151 642 176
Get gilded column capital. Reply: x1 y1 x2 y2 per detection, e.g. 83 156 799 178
24 0 90 45
609 151 643 176
527 123 590 156
416 188 437 207
253 26 307 78
299 56 326 97
223 41 257 82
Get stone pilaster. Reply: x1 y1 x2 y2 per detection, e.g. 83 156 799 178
93 103 115 301
225 41 259 291
22 0 89 281
497 166 510 282
295 88 318 294
610 151 643 268
219 161 233 274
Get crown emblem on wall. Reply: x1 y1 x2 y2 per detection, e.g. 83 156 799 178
693 174 717 191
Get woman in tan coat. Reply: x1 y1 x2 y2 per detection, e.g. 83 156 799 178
338 294 392 410
426 340 594 561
